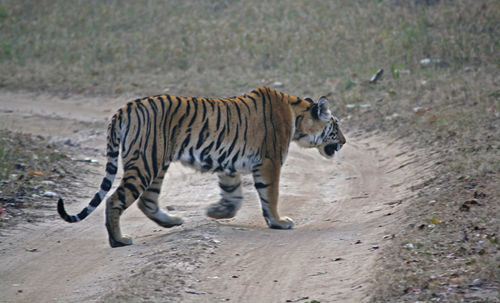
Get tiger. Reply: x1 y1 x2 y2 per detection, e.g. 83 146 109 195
58 87 346 248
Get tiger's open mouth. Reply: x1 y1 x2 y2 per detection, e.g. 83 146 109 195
324 143 341 156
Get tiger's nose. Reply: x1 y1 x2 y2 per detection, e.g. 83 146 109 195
339 134 346 145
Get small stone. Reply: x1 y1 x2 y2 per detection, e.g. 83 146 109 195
420 58 431 65
471 278 484 287
184 288 206 295
286 296 309 302
43 191 58 198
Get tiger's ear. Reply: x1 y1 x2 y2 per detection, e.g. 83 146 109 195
317 96 331 120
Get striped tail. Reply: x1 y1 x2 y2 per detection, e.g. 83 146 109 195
58 112 122 223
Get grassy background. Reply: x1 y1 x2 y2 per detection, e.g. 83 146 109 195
1 1 498 97
1 0 499 301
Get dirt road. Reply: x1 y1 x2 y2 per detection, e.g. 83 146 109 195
0 92 421 302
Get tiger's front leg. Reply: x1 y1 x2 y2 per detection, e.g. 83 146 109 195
206 173 243 219
252 158 294 229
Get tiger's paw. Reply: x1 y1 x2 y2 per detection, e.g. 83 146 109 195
269 216 294 230
206 202 238 219
109 234 133 248
153 214 184 228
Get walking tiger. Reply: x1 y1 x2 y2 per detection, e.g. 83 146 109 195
58 87 346 247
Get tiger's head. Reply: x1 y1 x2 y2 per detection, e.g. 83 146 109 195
293 96 346 158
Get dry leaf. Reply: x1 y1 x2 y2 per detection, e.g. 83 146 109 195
27 171 44 176
429 218 443 224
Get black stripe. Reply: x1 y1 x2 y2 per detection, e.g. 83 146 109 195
311 103 320 120
231 151 240 166
107 150 119 158
117 188 126 204
170 124 179 142
196 119 209 149
101 178 112 191
202 156 213 171
189 147 195 165
200 141 214 160
185 99 191 118
121 102 133 157
188 98 198 127
226 124 239 157
235 102 242 125
201 100 207 122
218 151 227 165
140 197 158 212
127 105 143 157
216 103 221 129
140 152 152 187
124 167 149 190
124 182 140 199
148 187 161 194
89 193 102 207
148 100 159 178
207 98 215 111
261 93 268 156
254 182 269 189
171 97 183 117
225 102 231 132
266 90 278 151
162 95 173 158
219 182 241 193
176 133 191 159
241 119 248 156
216 125 226 150
238 97 251 113
248 95 258 110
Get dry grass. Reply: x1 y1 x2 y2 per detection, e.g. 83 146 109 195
1 1 498 97
1 0 499 301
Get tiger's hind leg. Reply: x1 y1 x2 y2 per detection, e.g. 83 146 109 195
137 165 184 228
206 173 243 219
105 174 147 247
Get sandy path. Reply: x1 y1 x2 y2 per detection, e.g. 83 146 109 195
0 92 418 302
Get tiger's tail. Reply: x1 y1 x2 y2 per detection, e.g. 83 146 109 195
58 111 122 223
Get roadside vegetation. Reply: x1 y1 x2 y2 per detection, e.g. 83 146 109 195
0 0 498 301
0 130 90 230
